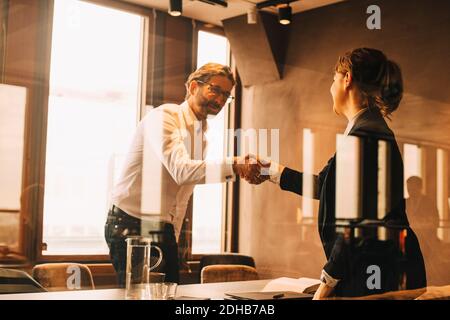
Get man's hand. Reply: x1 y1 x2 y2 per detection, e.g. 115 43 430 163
232 155 271 185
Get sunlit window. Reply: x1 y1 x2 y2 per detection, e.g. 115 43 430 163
0 84 26 254
42 0 144 255
191 31 230 254
403 143 422 198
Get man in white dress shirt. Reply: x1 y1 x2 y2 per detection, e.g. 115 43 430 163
105 63 266 285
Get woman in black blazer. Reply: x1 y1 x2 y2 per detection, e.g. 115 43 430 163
262 48 426 298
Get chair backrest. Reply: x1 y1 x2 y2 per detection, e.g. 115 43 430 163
32 263 95 291
200 264 259 284
199 254 256 269
199 254 256 283
0 268 47 294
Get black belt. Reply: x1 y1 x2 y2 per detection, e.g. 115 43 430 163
108 205 175 242
107 205 140 224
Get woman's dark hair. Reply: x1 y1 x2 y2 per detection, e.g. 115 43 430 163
335 48 403 118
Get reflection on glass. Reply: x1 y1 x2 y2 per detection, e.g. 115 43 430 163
302 129 315 219
377 140 390 219
335 134 362 219
332 132 427 295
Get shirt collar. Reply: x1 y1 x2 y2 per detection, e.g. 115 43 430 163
181 101 208 133
344 107 368 136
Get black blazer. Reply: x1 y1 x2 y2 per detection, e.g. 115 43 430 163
279 108 426 296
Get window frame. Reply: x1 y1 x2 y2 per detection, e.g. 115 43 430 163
35 0 150 263
35 3 238 264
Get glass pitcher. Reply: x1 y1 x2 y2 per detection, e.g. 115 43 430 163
125 236 163 300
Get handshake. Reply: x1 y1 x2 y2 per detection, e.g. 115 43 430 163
232 155 271 185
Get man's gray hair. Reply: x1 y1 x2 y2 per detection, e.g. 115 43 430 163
185 63 235 100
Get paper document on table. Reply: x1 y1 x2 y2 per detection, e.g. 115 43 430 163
262 277 321 294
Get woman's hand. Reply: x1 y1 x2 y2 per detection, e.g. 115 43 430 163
313 282 335 300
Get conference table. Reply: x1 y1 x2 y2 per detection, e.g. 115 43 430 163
0 279 272 300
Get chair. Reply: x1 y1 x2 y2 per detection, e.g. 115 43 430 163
0 268 47 294
32 263 95 291
199 254 258 283
199 253 255 270
200 264 259 284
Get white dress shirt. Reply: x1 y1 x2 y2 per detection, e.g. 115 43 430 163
111 101 235 241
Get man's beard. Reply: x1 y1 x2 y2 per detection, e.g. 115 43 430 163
198 95 222 118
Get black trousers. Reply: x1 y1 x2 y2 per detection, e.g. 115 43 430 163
104 206 179 287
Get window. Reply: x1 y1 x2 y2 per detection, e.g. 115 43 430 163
191 31 230 254
0 84 26 258
42 0 144 255
403 143 423 198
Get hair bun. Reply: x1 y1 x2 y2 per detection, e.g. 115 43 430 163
381 83 401 101
379 81 403 116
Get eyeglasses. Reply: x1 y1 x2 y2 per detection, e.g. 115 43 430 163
196 80 234 104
